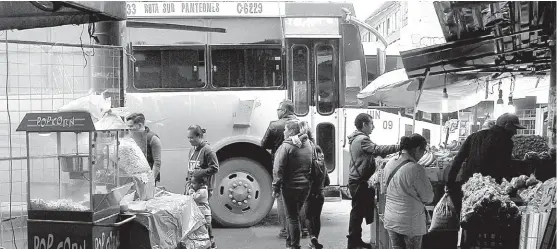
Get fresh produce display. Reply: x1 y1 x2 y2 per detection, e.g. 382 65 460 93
30 198 89 211
526 177 556 212
461 174 521 229
512 135 549 160
417 151 437 167
518 182 542 203
501 174 541 197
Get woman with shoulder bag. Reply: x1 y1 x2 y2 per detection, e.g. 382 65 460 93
383 134 434 249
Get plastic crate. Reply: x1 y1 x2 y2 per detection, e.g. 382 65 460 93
461 224 520 249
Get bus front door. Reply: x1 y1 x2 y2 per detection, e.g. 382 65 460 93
287 38 340 186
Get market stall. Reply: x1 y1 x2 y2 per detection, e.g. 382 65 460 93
16 95 212 249
16 111 136 249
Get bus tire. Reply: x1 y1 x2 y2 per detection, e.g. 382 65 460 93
210 157 274 228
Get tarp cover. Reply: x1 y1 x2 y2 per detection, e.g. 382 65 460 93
358 69 550 113
127 188 210 249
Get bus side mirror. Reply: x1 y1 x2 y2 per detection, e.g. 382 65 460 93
377 48 386 76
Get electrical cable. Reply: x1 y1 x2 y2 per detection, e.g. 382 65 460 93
5 31 18 249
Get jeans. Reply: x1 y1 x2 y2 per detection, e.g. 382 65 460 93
305 192 325 238
282 187 310 249
387 230 423 249
277 194 287 233
347 183 375 244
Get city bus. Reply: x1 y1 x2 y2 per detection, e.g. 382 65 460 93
123 0 441 227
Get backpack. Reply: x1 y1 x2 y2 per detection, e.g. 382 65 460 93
309 141 326 189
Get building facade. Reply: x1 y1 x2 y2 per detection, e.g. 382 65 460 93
361 1 444 51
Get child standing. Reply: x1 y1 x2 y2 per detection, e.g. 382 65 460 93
188 175 217 249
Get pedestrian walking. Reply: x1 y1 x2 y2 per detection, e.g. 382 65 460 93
304 143 329 249
185 125 219 249
272 120 313 249
126 113 162 183
383 134 434 249
346 113 399 249
262 100 308 238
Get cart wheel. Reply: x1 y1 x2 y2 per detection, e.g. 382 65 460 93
210 157 273 228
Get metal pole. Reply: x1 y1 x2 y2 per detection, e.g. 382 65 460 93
413 69 430 133
342 8 389 48
93 21 126 107
548 33 556 149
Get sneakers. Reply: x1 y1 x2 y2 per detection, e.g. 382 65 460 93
301 229 309 239
210 238 217 249
309 237 323 249
279 229 288 239
347 240 372 249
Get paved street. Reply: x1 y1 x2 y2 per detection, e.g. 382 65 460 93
213 200 372 249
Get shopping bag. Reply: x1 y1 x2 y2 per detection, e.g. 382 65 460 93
429 193 460 232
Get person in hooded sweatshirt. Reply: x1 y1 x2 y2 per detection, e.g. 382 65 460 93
347 113 399 249
272 120 313 249
262 100 308 238
185 125 219 249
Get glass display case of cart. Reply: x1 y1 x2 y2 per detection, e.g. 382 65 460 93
16 111 133 222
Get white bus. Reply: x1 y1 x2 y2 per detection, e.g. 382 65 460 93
124 0 441 227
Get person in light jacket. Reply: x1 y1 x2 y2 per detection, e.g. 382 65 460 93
383 134 434 249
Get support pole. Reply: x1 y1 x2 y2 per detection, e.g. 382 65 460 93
413 68 430 133
547 33 556 149
93 21 126 107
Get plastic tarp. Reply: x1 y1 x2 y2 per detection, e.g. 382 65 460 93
358 69 550 113
127 189 210 249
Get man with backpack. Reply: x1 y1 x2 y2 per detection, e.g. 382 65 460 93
127 113 162 183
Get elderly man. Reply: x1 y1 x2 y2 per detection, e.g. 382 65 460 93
447 113 526 216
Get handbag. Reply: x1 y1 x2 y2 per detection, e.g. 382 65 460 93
386 159 432 225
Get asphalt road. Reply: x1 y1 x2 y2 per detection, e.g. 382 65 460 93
213 200 372 249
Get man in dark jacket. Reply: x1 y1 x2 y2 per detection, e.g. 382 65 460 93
262 100 303 239
446 113 526 216
127 113 162 183
347 113 399 249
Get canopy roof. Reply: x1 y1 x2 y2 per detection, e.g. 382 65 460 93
0 1 126 31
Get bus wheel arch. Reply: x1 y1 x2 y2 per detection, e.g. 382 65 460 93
211 142 274 228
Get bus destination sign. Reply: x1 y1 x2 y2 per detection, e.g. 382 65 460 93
126 1 282 18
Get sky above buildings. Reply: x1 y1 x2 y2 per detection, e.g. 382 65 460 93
350 0 385 19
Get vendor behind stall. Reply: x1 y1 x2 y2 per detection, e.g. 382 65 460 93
446 113 526 216
126 113 162 183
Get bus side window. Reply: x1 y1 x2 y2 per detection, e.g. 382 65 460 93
211 46 282 89
291 45 309 116
315 44 336 115
133 47 207 90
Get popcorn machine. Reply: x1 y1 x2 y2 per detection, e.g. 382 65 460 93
17 112 135 249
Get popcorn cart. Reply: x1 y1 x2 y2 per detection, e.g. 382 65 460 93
16 112 135 249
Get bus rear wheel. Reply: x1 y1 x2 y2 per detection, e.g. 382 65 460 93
210 157 274 228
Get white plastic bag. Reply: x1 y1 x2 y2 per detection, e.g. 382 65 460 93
429 193 460 232
94 112 128 130
57 92 111 121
